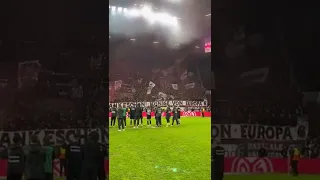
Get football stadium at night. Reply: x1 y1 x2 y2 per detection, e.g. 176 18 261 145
108 0 211 179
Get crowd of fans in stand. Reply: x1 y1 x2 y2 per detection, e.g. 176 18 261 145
213 102 303 126
0 54 107 131
110 73 208 103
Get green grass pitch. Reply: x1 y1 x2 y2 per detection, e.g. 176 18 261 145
109 117 211 180
224 174 320 180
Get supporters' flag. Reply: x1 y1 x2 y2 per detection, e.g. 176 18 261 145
240 67 269 86
172 84 178 90
149 81 156 88
158 92 167 100
185 82 195 89
157 92 174 100
296 119 309 140
180 70 188 80
114 80 122 90
18 60 41 89
147 81 156 94
0 79 8 88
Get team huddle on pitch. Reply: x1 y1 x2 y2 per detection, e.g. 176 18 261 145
110 104 182 131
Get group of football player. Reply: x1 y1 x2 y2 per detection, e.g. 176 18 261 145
110 104 182 131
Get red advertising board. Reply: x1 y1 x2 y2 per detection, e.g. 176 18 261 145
224 157 320 174
109 111 211 117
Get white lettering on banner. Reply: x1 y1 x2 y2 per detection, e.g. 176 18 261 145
183 111 196 117
109 100 207 108
211 124 307 141
0 128 108 147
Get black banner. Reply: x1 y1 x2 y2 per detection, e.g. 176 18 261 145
0 128 108 147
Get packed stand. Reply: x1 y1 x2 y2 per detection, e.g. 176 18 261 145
0 52 107 131
109 36 211 103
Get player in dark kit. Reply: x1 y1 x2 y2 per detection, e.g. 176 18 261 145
140 107 144 126
212 140 225 180
5 135 25 180
129 105 136 126
110 105 117 127
81 133 101 180
146 107 152 127
123 106 129 127
172 106 179 126
177 107 181 125
24 135 46 180
134 104 142 128
155 106 162 127
165 106 171 127
66 137 82 180
43 136 55 180
98 143 107 180
117 105 125 131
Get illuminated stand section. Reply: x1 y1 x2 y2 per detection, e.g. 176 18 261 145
109 5 180 28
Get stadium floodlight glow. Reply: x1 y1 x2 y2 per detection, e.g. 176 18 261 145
205 13 211 17
128 8 141 17
153 41 159 44
130 38 136 41
141 5 156 24
155 12 176 26
111 6 116 15
118 7 123 13
110 4 180 28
